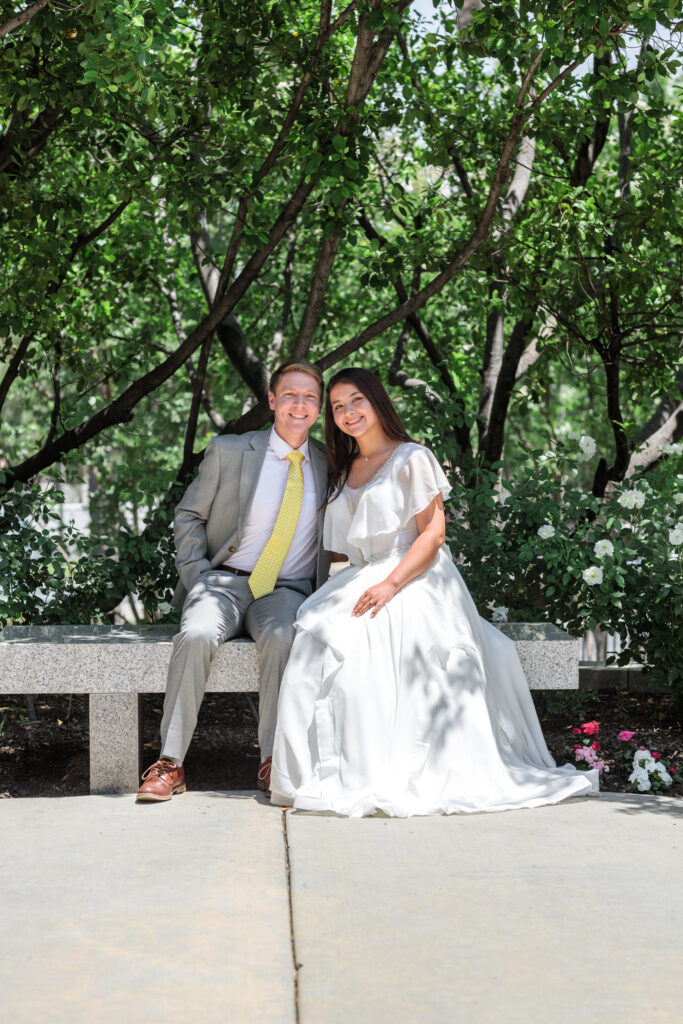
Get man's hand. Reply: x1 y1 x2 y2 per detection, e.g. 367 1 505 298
352 580 399 618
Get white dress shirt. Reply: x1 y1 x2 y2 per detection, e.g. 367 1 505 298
225 427 319 580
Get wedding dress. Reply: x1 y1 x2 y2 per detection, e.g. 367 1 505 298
270 443 598 816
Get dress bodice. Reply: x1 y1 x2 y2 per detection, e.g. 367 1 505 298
323 443 451 566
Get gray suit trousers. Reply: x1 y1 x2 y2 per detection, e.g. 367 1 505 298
159 570 313 764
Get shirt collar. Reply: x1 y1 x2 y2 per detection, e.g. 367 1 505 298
269 426 310 463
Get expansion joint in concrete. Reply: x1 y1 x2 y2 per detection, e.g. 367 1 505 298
282 808 301 1024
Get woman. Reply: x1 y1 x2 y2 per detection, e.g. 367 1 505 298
269 368 597 816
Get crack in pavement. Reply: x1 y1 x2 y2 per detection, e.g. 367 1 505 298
282 808 301 1024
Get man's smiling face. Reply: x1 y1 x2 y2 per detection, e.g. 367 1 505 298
269 369 322 448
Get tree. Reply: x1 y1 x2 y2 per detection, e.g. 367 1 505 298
1 1 682 660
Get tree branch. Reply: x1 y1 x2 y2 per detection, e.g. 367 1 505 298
387 278 442 410
570 53 612 187
0 198 130 417
190 214 270 400
356 210 461 399
292 230 341 358
626 399 683 477
45 332 62 448
317 56 549 373
2 7 409 484
212 0 364 306
478 132 537 452
266 224 297 367
0 103 63 175
154 275 226 431
480 315 535 464
0 333 34 419
180 333 214 480
0 0 51 40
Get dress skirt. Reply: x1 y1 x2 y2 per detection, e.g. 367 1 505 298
270 547 598 817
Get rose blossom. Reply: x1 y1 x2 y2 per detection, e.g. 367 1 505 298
594 539 614 558
618 731 635 741
669 525 683 546
581 721 600 736
582 565 603 585
537 524 555 539
618 489 646 510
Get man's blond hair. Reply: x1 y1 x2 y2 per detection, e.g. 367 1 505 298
269 358 323 398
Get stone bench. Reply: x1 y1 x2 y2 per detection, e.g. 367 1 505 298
0 622 579 794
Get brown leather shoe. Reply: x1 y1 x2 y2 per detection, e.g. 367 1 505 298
257 757 272 798
136 758 186 802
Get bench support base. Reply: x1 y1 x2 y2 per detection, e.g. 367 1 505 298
89 693 143 794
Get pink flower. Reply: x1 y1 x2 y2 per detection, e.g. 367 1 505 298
592 741 601 752
652 752 661 760
572 728 582 734
581 720 600 736
670 765 677 774
618 731 635 741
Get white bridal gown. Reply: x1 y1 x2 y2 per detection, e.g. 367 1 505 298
270 443 598 816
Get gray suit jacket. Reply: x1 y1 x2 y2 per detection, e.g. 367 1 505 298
171 429 331 608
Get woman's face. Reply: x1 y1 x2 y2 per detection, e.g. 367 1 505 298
329 381 380 440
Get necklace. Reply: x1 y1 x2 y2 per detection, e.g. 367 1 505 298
361 443 396 463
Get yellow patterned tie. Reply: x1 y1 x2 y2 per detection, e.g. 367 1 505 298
248 449 305 600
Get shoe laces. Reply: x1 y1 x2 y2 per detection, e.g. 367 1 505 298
257 757 272 782
141 758 178 781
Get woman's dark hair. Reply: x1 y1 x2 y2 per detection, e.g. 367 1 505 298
325 367 415 499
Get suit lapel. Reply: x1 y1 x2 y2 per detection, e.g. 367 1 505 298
238 430 269 536
309 439 329 509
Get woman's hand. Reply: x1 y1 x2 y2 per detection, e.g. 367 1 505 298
352 580 399 618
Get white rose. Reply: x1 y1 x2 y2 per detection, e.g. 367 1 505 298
653 764 672 784
582 565 603 585
593 539 613 558
669 525 683 546
618 489 645 510
578 434 597 460
492 606 508 623
537 524 555 539
674 493 683 505
658 442 683 456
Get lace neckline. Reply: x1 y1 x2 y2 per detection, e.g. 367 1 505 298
345 443 404 495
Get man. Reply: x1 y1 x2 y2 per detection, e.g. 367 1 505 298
137 358 330 801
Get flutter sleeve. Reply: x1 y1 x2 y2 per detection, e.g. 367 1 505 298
396 445 451 521
343 444 451 559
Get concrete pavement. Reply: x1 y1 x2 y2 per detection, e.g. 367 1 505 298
1 792 682 1023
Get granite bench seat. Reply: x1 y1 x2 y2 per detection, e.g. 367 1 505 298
0 622 579 794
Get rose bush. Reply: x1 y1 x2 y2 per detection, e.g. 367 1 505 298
429 431 683 690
